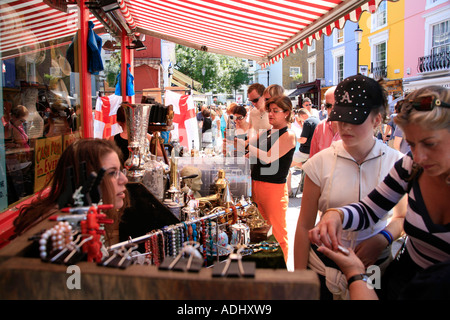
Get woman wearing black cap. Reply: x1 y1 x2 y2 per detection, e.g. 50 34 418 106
293 74 406 299
309 85 450 300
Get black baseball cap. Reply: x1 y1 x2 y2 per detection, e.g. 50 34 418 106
329 74 384 124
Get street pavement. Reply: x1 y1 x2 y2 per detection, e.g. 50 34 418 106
286 169 302 271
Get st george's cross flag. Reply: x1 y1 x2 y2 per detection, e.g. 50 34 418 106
165 90 199 150
94 94 123 139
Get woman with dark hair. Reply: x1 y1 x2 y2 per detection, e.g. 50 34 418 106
230 105 249 156
233 105 249 139
236 95 296 262
201 107 213 149
13 138 129 245
109 105 153 165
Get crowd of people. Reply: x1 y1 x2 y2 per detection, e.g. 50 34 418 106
7 74 449 300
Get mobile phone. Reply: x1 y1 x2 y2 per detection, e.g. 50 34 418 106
337 245 350 255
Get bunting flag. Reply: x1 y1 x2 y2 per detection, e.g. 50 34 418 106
94 94 123 139
165 90 199 150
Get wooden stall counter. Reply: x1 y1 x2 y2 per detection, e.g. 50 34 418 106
0 257 319 300
0 210 319 300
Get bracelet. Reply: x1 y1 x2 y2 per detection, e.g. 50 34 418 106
347 273 372 287
322 208 344 222
379 230 393 245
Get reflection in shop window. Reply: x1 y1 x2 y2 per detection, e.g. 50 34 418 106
1 20 84 209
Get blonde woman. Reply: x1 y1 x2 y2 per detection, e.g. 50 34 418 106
310 85 450 300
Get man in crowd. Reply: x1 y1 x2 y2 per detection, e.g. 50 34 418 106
247 83 269 140
302 97 319 118
309 86 341 158
292 108 319 169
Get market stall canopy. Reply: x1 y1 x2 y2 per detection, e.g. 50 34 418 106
288 85 315 97
1 0 383 66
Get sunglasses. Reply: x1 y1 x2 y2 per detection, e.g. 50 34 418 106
325 103 333 109
396 96 450 112
249 96 261 103
234 115 245 120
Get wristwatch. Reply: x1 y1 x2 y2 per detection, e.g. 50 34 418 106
347 273 371 287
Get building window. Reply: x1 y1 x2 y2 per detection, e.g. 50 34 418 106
290 66 301 77
431 20 449 55
336 55 344 84
371 1 387 31
332 46 345 85
426 0 448 10
368 29 389 79
374 42 387 69
308 39 316 53
307 56 316 82
334 28 344 46
373 41 387 79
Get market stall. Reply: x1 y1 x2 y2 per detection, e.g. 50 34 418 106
0 0 385 300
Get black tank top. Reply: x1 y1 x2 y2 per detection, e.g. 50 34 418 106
114 134 129 165
251 126 295 184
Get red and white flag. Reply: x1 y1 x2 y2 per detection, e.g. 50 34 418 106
94 94 122 139
165 90 199 150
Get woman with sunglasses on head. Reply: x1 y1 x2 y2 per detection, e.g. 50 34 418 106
236 95 296 262
293 75 406 299
230 105 249 156
309 85 450 300
12 139 129 246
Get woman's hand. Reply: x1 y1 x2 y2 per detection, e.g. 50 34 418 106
354 234 388 268
316 246 365 279
308 210 343 251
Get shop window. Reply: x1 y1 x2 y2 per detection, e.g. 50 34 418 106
1 12 85 209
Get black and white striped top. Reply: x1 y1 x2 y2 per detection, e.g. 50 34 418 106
339 154 450 269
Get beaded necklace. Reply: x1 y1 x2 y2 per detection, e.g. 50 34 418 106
201 220 207 264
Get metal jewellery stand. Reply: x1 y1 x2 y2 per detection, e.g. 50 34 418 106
107 202 249 265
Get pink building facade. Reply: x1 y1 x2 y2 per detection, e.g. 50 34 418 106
403 0 450 92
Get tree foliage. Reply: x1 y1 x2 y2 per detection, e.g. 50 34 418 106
104 51 121 87
174 44 250 93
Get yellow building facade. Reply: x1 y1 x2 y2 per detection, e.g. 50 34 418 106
359 0 405 97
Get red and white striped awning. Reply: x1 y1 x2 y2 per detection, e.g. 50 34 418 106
1 0 382 65
0 0 103 60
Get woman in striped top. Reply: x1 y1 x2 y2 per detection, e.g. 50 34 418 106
309 85 450 299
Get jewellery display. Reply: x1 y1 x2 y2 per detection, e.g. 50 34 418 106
39 221 73 260
100 243 138 269
159 241 204 272
99 200 279 271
